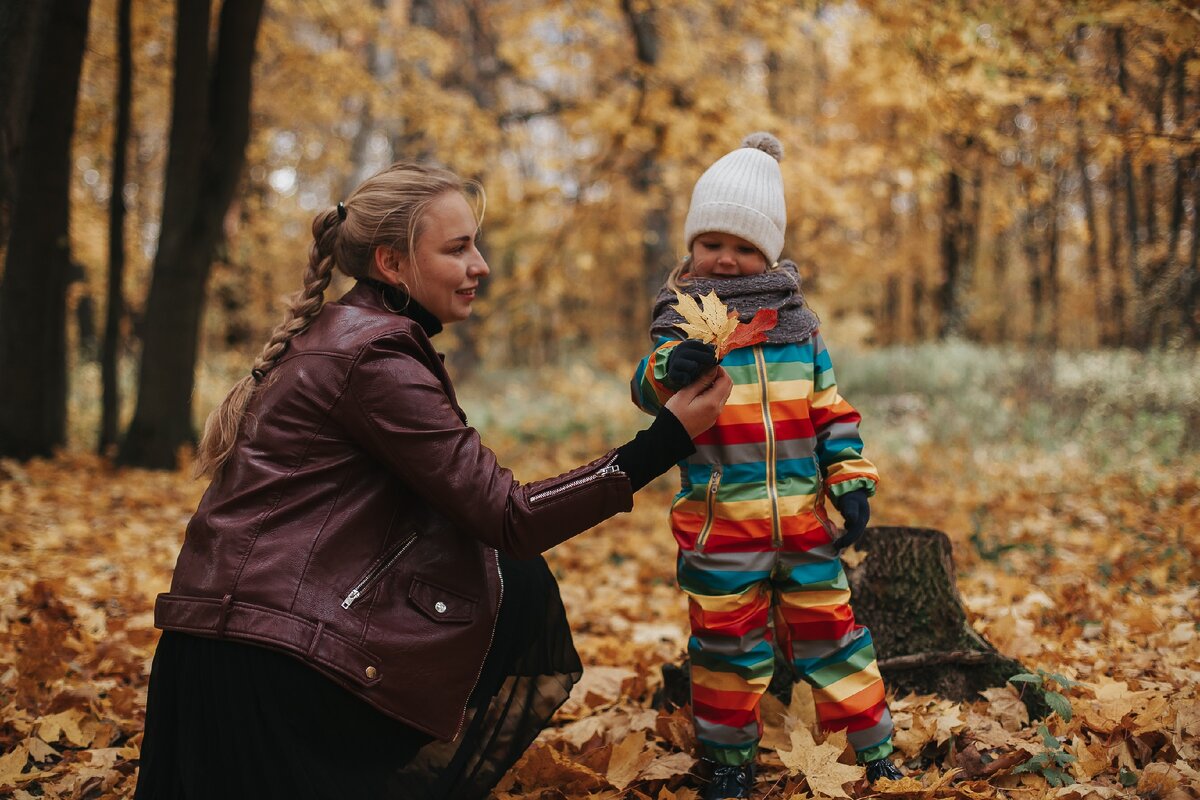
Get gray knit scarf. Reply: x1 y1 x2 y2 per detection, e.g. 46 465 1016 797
649 260 819 345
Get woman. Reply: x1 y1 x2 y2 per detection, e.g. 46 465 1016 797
134 162 731 799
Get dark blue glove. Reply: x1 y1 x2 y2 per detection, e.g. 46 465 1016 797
832 489 870 550
665 340 718 389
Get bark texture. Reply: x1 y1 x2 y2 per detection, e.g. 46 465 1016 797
844 527 1028 701
119 0 264 468
0 0 91 459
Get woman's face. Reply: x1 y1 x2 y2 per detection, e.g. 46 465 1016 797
689 232 768 278
402 192 489 324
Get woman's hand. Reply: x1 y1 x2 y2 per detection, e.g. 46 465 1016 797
664 367 732 438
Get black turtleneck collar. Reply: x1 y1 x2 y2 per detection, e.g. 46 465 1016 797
357 278 444 338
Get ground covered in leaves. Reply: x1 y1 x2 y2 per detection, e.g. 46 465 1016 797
1 437 1198 798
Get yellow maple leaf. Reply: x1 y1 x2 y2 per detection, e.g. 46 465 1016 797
672 289 738 346
606 729 655 790
671 290 778 358
777 727 863 799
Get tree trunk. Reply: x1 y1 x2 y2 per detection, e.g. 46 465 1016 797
846 527 1029 701
620 0 674 342
655 528 1033 711
911 276 928 341
120 0 264 469
101 0 133 455
0 1 52 244
0 0 91 459
993 228 1010 341
1071 27 1105 347
1114 29 1145 347
1142 55 1175 345
1166 58 1187 274
1021 208 1043 345
1142 56 1169 252
1075 127 1104 346
1188 160 1200 341
1106 168 1127 346
882 275 901 346
1155 54 1190 345
1046 174 1061 348
938 167 965 339
964 165 983 339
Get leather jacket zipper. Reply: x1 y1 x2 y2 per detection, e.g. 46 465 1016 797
453 548 503 739
341 533 418 610
528 456 623 504
695 468 723 552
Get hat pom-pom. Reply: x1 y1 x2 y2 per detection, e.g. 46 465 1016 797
741 131 783 162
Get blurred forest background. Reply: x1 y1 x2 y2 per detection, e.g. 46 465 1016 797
1 1 1199 798
0 0 1198 465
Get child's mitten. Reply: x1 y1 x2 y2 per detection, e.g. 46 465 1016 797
832 489 870 550
665 340 718 389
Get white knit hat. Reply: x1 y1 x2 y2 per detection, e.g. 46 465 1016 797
683 132 786 263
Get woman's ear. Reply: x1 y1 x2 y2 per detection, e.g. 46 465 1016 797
372 245 407 286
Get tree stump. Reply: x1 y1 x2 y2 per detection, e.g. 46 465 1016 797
654 527 1034 710
843 526 1028 702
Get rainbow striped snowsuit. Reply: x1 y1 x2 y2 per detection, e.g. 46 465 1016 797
632 331 894 766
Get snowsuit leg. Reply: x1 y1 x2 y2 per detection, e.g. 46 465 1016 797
772 547 895 762
677 549 776 766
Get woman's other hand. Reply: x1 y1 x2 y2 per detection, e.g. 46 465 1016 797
664 367 732 438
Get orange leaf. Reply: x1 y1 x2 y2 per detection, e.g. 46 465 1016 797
717 308 778 358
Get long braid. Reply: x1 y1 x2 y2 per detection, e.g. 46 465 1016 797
194 210 340 478
250 212 339 373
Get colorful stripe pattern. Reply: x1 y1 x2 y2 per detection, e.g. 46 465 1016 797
632 332 892 766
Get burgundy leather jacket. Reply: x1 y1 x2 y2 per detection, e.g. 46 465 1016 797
155 283 633 740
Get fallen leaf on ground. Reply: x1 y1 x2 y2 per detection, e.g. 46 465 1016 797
777 727 863 799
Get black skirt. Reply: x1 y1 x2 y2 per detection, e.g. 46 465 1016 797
134 554 581 800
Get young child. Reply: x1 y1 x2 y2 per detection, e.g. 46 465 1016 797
631 133 903 800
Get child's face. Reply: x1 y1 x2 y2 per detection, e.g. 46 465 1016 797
689 232 768 279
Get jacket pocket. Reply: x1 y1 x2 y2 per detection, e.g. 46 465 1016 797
409 577 477 624
695 467 723 552
811 456 838 543
341 532 418 610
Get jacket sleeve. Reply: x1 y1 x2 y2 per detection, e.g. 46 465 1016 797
630 337 685 415
342 332 633 559
809 330 879 498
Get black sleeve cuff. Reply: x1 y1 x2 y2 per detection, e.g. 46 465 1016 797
614 408 697 492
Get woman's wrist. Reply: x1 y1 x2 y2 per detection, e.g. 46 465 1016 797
615 408 697 492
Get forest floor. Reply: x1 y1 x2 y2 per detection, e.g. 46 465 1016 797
2 346 1199 799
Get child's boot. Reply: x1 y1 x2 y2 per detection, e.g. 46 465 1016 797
866 757 903 784
703 760 755 800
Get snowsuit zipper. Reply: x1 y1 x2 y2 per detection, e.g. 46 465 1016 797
753 346 782 547
695 468 723 552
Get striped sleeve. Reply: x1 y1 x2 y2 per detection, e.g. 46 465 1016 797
809 331 879 497
630 337 685 415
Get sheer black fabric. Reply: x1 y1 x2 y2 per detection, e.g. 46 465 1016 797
134 553 579 799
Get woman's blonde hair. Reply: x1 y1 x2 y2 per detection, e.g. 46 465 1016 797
195 162 482 478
